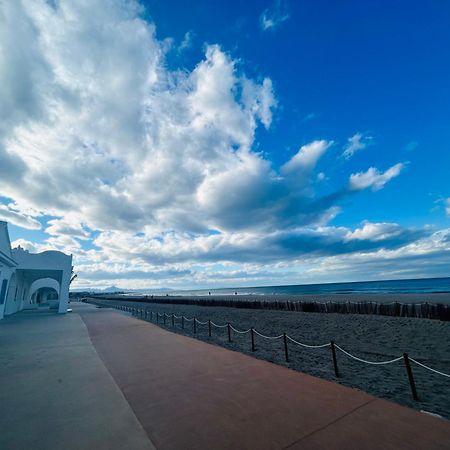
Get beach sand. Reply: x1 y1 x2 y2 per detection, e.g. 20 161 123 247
90 295 450 419
124 292 450 304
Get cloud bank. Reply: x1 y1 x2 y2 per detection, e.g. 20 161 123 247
1 0 448 289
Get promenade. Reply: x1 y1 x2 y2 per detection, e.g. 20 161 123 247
1 302 450 449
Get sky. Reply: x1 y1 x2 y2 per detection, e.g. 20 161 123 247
0 0 449 290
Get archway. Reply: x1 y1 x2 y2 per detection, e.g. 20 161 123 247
35 287 59 308
29 278 61 310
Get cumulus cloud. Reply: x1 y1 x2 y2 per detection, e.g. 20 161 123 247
260 0 290 31
45 217 90 240
0 0 422 288
0 204 41 230
344 221 425 245
305 228 450 282
342 132 373 159
348 163 404 191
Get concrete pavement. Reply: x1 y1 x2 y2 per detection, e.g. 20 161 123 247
0 305 155 450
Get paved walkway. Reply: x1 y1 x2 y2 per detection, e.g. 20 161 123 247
1 303 450 449
0 305 155 450
78 303 450 450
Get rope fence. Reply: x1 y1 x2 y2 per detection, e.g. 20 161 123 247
88 300 450 402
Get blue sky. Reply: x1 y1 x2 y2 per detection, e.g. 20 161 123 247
1 0 449 289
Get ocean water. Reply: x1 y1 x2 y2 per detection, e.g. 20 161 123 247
163 277 450 297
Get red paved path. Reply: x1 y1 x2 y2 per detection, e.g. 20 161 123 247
79 305 450 450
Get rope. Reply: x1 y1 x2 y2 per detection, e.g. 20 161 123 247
230 325 251 334
210 321 228 328
253 330 284 340
286 336 331 349
105 302 449 380
334 345 403 365
409 358 450 378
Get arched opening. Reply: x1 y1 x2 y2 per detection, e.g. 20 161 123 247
29 278 61 311
34 287 59 309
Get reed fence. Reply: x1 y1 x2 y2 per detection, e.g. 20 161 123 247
87 295 450 321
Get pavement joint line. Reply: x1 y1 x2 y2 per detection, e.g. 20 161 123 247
280 398 378 450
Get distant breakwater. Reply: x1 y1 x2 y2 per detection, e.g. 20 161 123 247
85 295 450 321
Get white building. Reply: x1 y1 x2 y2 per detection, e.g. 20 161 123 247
0 221 72 320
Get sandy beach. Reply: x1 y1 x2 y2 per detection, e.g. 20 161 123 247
88 296 450 420
101 292 450 304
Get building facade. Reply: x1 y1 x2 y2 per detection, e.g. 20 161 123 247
0 221 72 320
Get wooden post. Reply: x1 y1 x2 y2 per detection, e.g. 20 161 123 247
251 328 255 352
227 323 231 342
172 314 174 326
156 312 159 323
163 313 166 325
330 341 340 377
194 317 197 334
403 353 419 401
208 319 212 337
182 316 184 329
283 333 289 362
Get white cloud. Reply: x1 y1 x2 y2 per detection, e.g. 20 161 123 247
305 228 450 282
342 132 373 159
446 198 450 216
10 238 41 253
0 0 425 288
45 217 90 239
0 204 41 230
348 163 404 192
179 30 194 51
260 0 290 31
282 140 333 175
345 221 414 242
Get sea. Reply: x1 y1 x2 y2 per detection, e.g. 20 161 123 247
143 277 450 297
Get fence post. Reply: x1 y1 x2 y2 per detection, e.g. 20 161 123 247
330 341 340 377
194 318 197 334
172 314 174 326
403 353 419 401
157 312 159 323
283 333 289 362
227 323 231 342
163 313 166 325
182 316 184 329
208 319 212 337
251 328 255 352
